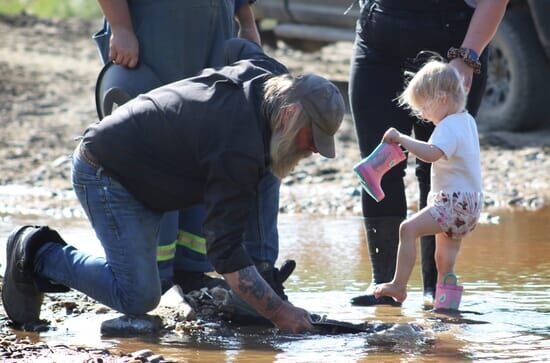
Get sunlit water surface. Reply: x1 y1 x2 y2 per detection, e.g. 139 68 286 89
0 209 549 362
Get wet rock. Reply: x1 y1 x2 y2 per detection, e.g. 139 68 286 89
508 196 524 206
153 285 196 321
95 306 111 314
527 196 544 210
0 336 114 361
100 315 163 336
147 354 167 363
367 323 429 347
185 287 230 321
130 349 155 360
478 212 501 225
174 320 208 334
62 300 78 314
122 352 171 363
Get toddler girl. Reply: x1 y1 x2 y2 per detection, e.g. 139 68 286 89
374 60 483 304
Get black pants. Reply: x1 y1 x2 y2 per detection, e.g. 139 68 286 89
349 0 488 218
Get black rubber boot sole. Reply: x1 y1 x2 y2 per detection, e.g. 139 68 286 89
350 293 402 307
2 226 44 325
352 217 403 307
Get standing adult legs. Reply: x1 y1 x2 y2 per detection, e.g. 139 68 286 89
413 121 438 302
349 35 413 306
132 0 236 293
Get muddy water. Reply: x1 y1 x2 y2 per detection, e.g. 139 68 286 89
0 209 549 362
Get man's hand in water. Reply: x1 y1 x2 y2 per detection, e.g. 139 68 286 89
224 265 314 333
270 301 313 333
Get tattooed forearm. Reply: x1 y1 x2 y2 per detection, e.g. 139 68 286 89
234 265 283 317
224 265 284 320
266 292 282 312
238 266 266 299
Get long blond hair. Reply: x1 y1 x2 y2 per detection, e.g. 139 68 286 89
398 60 466 118
262 74 312 178
263 74 310 134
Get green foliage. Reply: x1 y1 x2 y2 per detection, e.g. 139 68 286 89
0 0 101 19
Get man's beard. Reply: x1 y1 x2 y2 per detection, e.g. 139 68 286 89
270 130 312 179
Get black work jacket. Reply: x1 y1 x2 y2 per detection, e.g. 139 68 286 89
82 39 288 274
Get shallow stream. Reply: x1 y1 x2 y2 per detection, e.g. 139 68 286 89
0 209 549 362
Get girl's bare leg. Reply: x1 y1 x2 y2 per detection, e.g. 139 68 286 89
435 233 462 282
374 207 442 302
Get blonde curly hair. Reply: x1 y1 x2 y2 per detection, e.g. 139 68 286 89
397 60 466 118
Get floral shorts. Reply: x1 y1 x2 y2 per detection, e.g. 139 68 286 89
428 191 483 240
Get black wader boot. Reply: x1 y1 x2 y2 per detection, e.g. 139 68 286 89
351 216 403 306
2 225 69 326
172 271 229 294
420 235 437 303
419 183 438 303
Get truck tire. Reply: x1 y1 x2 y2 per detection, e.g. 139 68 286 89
477 6 550 131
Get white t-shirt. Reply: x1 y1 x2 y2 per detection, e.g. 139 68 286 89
428 112 482 193
464 0 477 8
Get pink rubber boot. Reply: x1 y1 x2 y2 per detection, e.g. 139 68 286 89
353 143 406 202
434 273 463 310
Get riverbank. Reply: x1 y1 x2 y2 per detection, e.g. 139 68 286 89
0 15 548 220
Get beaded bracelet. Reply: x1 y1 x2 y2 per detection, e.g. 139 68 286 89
447 47 482 74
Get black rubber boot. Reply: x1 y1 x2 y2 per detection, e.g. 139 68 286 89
420 235 438 303
256 259 296 301
419 181 438 303
172 271 229 294
2 225 69 326
351 217 403 307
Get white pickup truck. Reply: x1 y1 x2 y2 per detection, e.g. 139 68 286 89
254 0 550 131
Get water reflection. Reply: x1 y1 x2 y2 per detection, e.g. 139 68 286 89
0 209 549 362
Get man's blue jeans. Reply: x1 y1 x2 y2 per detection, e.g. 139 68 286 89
34 150 279 315
34 151 162 314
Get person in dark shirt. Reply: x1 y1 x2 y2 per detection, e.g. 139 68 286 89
2 39 345 333
93 0 264 298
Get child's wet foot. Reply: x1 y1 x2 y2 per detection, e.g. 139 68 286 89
374 283 407 302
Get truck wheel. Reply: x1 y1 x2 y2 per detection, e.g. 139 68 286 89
477 6 550 131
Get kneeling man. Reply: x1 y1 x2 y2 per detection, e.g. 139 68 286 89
2 39 345 333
